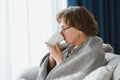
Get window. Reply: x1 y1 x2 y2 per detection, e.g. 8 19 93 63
0 0 67 80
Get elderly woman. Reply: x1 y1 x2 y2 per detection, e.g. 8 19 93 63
36 6 107 80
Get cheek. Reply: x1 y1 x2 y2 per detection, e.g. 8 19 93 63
64 30 80 44
64 33 74 43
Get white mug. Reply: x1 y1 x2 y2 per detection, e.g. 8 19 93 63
47 31 64 46
17 78 26 80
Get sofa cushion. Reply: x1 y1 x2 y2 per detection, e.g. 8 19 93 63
83 65 116 80
113 62 120 80
105 53 120 66
103 44 114 53
17 67 39 80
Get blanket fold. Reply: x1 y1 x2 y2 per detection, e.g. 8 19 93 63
36 36 107 80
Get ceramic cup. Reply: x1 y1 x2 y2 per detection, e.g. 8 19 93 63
47 31 64 46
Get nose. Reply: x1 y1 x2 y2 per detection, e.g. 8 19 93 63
60 29 64 37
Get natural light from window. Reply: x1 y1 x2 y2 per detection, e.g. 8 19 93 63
0 0 67 80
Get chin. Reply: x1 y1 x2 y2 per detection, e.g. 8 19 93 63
65 41 71 44
64 39 72 44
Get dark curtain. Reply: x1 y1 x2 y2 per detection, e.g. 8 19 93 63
67 0 120 54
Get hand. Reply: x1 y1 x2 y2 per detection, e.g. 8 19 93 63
45 42 64 64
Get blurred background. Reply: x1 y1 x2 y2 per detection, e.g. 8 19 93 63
0 0 67 80
0 0 120 80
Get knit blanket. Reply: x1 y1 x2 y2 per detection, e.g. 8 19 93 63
36 36 107 80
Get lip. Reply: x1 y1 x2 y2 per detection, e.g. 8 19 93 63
63 37 66 41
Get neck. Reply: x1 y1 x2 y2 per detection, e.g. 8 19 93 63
75 34 88 46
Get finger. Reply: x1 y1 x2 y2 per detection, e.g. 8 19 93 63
56 42 60 47
45 42 53 47
56 43 61 51
45 42 53 50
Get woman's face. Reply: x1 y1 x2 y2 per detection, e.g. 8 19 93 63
60 20 81 45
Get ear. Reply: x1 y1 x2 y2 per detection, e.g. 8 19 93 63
79 30 82 34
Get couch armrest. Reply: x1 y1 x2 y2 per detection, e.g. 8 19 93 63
113 61 120 80
103 43 114 53
17 67 39 80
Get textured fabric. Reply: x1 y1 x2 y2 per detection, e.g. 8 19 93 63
83 65 116 80
105 53 120 66
17 42 118 80
36 36 107 80
36 57 49 80
18 67 39 80
103 44 114 53
67 0 78 6
113 62 120 80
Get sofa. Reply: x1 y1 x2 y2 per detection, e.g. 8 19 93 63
17 44 120 80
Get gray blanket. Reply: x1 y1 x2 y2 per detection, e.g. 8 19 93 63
36 36 107 80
